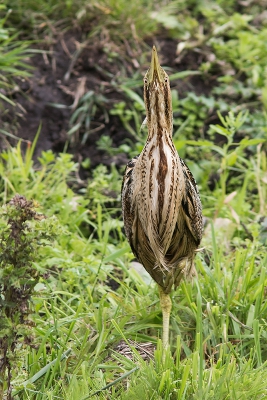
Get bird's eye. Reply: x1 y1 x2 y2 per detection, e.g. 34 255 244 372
165 77 168 83
144 78 148 85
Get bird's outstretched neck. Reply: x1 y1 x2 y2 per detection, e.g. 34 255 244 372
144 46 173 141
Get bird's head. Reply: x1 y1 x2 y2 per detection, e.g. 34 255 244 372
144 46 173 135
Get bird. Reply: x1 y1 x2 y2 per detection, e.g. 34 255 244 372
121 46 203 353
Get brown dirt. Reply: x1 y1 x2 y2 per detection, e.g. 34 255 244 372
0 31 210 172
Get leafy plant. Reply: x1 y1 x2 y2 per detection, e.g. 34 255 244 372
67 90 109 145
50 90 109 145
0 138 89 231
0 7 32 106
110 96 145 142
173 91 229 139
96 135 131 157
0 195 58 399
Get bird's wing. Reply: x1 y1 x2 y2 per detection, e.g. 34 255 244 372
121 155 139 254
122 155 166 287
180 158 203 245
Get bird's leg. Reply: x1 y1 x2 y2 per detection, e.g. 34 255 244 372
158 285 172 355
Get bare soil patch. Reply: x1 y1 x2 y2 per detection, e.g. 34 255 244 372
1 31 209 172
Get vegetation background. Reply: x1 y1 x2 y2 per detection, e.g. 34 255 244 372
0 0 267 398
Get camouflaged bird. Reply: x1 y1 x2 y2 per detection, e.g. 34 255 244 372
121 46 203 350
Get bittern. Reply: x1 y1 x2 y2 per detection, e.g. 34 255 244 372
121 46 203 351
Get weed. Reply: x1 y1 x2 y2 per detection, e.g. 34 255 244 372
0 195 58 399
68 90 109 145
0 7 32 107
96 135 131 157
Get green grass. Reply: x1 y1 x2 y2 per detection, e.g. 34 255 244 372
0 126 266 399
1 0 267 398
0 5 33 109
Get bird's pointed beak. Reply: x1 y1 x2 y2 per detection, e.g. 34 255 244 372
148 46 163 83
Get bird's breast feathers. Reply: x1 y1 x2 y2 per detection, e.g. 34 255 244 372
132 134 185 248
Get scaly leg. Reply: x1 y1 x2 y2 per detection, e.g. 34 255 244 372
158 285 172 355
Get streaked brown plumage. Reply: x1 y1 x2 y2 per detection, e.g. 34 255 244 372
121 46 203 351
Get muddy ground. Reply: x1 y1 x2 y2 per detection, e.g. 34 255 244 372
1 30 210 174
